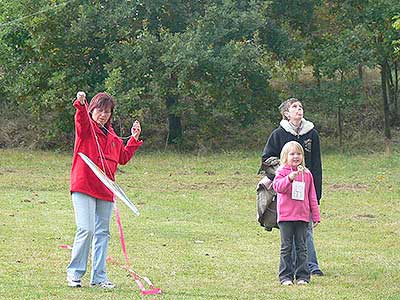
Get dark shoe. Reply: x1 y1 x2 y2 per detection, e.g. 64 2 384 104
311 270 324 276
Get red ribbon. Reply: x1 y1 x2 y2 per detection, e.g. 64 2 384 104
113 199 161 295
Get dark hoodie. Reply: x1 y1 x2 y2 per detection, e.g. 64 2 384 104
261 118 322 203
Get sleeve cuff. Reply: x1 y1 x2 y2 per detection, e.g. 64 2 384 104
73 99 86 109
127 137 143 147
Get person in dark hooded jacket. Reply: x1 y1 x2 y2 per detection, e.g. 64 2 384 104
260 97 324 276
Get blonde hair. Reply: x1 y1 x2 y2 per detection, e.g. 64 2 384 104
278 97 302 120
280 141 305 168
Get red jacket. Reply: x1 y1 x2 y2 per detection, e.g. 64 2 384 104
70 99 143 201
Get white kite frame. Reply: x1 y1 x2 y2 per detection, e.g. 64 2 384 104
78 152 140 216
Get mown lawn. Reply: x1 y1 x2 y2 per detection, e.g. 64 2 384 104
0 149 399 300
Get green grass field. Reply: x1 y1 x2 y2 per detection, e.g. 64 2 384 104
1 149 400 300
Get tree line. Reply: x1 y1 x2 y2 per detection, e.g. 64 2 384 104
0 0 399 152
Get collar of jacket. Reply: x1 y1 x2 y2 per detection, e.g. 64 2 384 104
280 118 314 136
90 119 116 136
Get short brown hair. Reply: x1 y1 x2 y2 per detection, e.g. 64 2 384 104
88 92 115 126
278 97 302 120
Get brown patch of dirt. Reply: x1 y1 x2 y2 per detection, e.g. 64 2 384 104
354 214 376 219
328 183 369 191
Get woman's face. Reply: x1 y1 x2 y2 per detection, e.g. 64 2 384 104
92 107 112 126
285 101 303 122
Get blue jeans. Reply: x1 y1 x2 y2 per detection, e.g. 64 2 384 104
292 221 321 273
278 221 309 283
306 221 320 272
67 192 113 284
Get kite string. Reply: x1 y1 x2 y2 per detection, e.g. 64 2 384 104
84 102 108 174
83 100 139 276
100 124 133 140
81 97 161 296
0 0 78 28
84 100 137 276
113 199 156 292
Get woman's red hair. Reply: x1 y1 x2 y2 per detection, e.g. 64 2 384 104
88 92 115 127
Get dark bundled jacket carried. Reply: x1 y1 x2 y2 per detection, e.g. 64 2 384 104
260 118 322 203
256 157 280 231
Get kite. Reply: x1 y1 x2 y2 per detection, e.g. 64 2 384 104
78 152 140 216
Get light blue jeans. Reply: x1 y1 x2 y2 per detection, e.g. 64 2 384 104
66 192 113 284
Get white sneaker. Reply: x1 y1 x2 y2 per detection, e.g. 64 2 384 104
297 279 309 285
281 280 293 286
67 276 82 288
91 280 116 289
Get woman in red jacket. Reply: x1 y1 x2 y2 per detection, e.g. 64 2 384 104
67 91 142 289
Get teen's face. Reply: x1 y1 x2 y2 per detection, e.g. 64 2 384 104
92 107 112 126
287 147 303 168
285 101 303 122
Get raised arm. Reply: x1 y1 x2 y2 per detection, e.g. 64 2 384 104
73 91 91 138
118 121 143 165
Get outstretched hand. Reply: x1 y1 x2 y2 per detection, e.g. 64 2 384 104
131 120 141 140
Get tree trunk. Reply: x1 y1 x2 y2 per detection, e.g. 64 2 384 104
338 103 343 152
393 62 399 124
314 67 321 88
380 61 392 155
386 61 399 125
338 73 344 152
387 61 394 104
358 64 363 81
166 94 182 145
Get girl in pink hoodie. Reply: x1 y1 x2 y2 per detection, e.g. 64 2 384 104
273 141 320 286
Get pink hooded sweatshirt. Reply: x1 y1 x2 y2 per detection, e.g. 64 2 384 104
273 165 320 223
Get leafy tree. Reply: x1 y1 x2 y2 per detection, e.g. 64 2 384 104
298 0 400 153
0 0 323 150
0 0 123 147
394 15 400 56
308 27 370 148
106 0 285 149
0 0 288 149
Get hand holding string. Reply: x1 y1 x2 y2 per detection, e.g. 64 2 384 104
288 165 304 182
131 120 141 140
288 170 300 182
76 91 86 105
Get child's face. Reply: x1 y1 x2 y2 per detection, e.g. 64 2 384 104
287 147 303 168
284 101 303 122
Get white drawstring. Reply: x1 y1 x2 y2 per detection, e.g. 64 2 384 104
99 124 133 140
